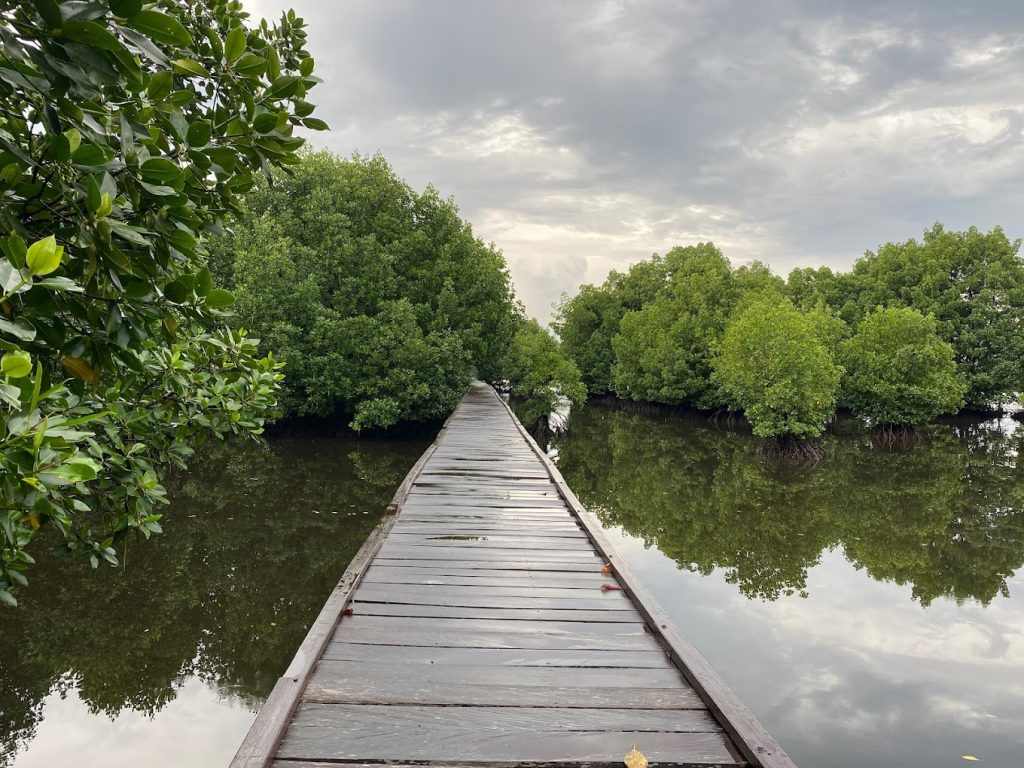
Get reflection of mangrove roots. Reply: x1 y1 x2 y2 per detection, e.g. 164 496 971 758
871 424 924 447
708 409 741 429
758 436 827 464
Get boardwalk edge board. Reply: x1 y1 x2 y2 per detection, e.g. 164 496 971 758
230 382 797 768
492 389 796 768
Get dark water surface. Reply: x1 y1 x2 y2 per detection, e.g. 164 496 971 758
1 433 430 768
4 406 1023 768
550 405 1024 768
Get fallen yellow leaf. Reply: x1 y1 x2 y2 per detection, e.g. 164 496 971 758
63 356 100 384
624 745 647 768
601 562 613 575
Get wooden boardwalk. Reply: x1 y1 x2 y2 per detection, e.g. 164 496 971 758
231 382 795 768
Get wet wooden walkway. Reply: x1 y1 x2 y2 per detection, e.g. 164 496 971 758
231 382 795 768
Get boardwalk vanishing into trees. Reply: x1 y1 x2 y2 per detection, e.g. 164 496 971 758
230 382 795 768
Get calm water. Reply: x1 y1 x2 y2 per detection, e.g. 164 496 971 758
3 407 1023 767
0 433 430 768
550 405 1024 768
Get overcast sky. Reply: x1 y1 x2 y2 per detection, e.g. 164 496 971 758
248 0 1024 322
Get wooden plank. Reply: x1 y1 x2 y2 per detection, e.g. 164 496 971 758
278 706 737 762
356 581 618 602
372 557 606 572
321 644 670 667
377 544 603 560
356 582 632 606
363 565 610 588
335 626 660 652
391 519 584 530
304 662 702 708
401 496 569 508
351 602 641 622
381 538 594 550
336 614 649 636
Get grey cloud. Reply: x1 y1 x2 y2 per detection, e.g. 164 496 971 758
251 0 1024 320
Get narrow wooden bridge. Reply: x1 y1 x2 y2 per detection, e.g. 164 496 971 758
230 382 794 768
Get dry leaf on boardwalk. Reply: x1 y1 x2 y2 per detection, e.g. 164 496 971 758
624 745 648 768
601 583 623 591
601 562 613 574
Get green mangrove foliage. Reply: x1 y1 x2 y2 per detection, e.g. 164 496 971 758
209 152 519 430
0 1 322 604
612 244 736 409
713 298 843 440
841 308 965 426
557 224 1022 441
501 319 586 430
852 224 1024 409
553 406 1024 606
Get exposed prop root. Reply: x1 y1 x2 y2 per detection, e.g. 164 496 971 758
871 424 925 447
758 436 827 464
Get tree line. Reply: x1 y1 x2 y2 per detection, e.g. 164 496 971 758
556 226 1024 448
0 2 571 604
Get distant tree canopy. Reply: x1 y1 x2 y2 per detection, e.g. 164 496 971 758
557 224 1023 441
501 318 586 431
209 152 520 429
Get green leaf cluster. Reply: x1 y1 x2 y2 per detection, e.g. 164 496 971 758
840 307 965 426
500 318 586 430
849 224 1024 408
713 297 843 439
0 1 320 603
209 151 520 430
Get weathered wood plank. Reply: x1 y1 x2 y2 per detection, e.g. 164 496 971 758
356 582 632 607
305 662 701 709
354 587 628 605
371 557 606 572
363 565 610 588
376 544 603 561
278 720 737 763
321 645 670 667
351 602 640 623
337 614 650 636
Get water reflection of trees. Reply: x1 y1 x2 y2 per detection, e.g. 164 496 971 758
553 407 1024 605
0 435 427 765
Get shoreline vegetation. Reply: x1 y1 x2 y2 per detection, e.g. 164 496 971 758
556 228 1024 456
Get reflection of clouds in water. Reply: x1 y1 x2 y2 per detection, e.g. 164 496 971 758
11 679 253 768
604 526 1024 766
